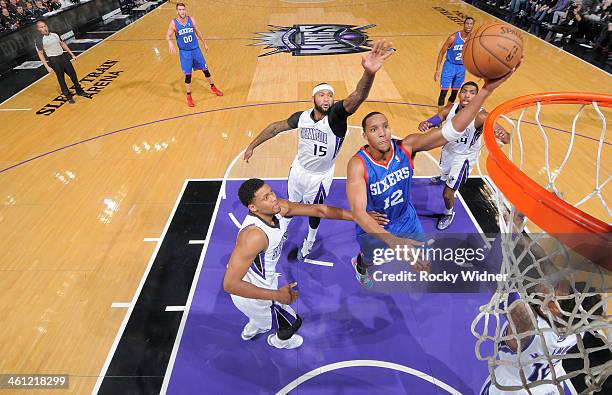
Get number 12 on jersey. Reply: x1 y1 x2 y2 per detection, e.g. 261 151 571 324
383 190 403 210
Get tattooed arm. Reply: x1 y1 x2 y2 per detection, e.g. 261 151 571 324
243 112 301 162
505 300 536 353
342 40 395 113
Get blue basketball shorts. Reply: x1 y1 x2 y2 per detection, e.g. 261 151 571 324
440 62 466 90
179 48 208 74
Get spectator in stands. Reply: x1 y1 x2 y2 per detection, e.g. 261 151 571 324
6 0 17 14
14 4 27 22
547 0 571 25
544 1 581 41
24 2 35 19
34 0 49 14
31 1 45 17
1 6 19 30
529 0 561 35
35 20 88 104
49 0 62 11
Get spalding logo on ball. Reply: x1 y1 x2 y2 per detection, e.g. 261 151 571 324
462 22 524 79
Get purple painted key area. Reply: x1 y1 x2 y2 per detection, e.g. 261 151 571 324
167 179 500 394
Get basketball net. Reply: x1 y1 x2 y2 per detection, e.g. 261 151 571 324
471 93 611 394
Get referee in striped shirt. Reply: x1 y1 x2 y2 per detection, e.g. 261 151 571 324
35 20 88 104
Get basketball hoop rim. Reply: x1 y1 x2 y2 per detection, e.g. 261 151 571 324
483 92 612 237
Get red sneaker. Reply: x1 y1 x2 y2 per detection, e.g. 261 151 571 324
186 95 195 107
211 86 223 96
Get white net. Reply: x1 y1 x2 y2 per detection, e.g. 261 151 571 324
472 94 612 395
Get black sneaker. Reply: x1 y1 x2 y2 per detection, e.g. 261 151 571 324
67 96 75 104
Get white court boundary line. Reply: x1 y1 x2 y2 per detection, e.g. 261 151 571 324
275 360 462 395
92 179 190 394
159 178 226 394
0 0 165 107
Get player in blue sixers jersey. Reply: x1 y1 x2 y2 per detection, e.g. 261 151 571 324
166 2 223 107
346 66 518 288
434 17 474 110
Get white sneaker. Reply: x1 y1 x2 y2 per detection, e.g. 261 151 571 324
297 238 315 261
241 322 268 341
267 333 303 349
430 176 444 185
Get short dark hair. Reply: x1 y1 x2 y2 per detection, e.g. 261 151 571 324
361 111 384 130
176 2 186 9
36 19 47 26
461 81 479 93
465 16 475 23
238 178 265 207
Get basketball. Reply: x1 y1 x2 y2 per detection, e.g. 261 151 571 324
462 22 523 79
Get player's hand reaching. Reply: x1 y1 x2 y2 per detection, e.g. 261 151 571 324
243 146 254 163
367 211 389 226
390 237 432 273
483 58 522 92
204 43 209 52
276 282 299 305
418 121 432 132
361 39 395 75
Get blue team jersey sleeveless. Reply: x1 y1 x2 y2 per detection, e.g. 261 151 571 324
174 16 199 51
354 139 418 236
446 32 465 65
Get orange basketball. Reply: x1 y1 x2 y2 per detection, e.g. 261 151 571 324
462 22 523 79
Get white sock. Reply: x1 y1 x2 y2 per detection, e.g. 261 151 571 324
444 207 453 215
307 226 318 241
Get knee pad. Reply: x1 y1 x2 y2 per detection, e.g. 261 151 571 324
203 69 211 78
185 74 192 84
438 90 448 106
277 315 302 341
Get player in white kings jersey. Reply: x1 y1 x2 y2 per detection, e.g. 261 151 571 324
481 286 581 395
223 178 386 349
243 40 395 261
418 81 510 230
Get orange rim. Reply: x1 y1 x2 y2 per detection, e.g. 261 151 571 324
484 92 612 269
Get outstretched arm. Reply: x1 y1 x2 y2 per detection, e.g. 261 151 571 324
342 40 395 113
404 69 519 154
243 114 299 162
279 199 352 221
434 34 454 82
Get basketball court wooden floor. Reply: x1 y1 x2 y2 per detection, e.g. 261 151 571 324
0 0 609 394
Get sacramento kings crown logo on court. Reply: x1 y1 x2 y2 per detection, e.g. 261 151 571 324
250 24 375 57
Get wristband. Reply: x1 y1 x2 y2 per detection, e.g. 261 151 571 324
426 114 442 126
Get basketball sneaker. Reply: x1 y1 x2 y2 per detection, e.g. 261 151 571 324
241 322 268 341
351 257 373 289
437 211 455 230
211 86 223 96
430 176 444 184
186 95 195 107
297 238 314 261
267 333 303 349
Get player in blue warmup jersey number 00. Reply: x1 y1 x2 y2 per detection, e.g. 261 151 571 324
166 2 223 107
